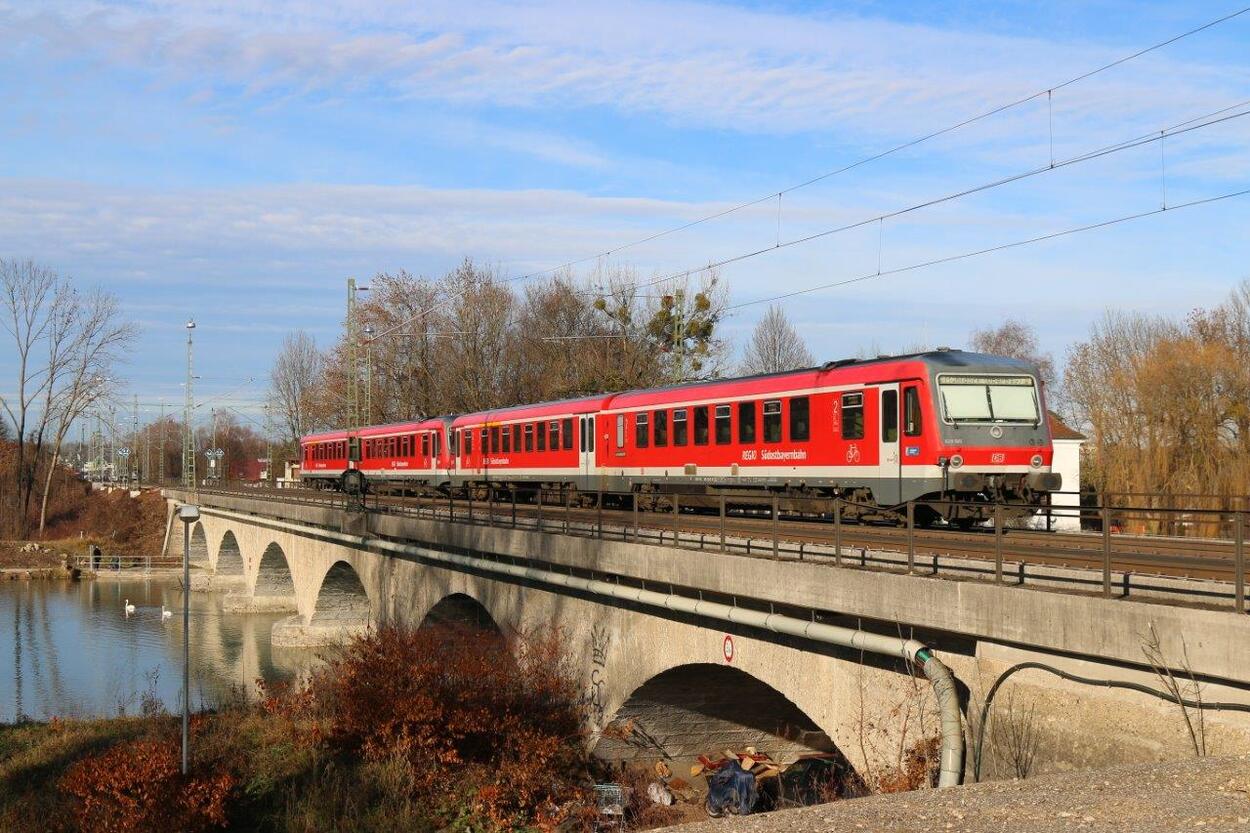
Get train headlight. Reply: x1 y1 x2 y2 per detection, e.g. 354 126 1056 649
950 454 963 469
1030 454 1043 468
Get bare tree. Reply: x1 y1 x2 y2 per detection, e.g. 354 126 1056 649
269 330 324 444
969 318 1057 389
37 289 136 532
739 303 814 375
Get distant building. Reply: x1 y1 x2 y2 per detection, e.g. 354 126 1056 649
1044 412 1086 531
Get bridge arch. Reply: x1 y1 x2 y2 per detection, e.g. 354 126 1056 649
309 560 371 627
215 530 244 576
594 663 847 772
255 542 295 597
188 522 209 566
418 593 503 636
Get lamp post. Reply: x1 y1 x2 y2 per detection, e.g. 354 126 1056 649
183 319 196 487
177 503 200 775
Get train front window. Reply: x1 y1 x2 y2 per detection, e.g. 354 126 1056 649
939 375 1040 424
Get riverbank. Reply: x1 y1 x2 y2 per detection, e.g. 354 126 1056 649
0 624 601 833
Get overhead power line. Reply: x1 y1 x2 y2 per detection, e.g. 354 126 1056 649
501 5 1250 284
724 187 1250 312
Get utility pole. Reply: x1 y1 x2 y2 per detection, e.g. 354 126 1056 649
345 278 370 429
107 404 116 483
264 403 273 487
132 394 139 485
183 319 196 488
159 400 166 484
363 323 374 426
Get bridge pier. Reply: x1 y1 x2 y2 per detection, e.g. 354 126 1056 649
271 614 368 648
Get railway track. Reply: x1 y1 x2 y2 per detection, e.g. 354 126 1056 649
188 485 1248 609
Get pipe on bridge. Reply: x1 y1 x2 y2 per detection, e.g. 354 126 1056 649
204 508 966 786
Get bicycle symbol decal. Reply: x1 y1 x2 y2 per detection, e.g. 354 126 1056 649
846 444 861 464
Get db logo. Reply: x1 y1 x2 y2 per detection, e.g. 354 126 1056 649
991 453 1005 464
722 635 735 664
845 444 861 464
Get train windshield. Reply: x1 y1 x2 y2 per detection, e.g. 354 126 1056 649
938 375 1040 424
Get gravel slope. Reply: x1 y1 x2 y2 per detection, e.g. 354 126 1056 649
659 755 1250 832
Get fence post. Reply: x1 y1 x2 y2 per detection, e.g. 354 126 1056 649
633 495 639 542
672 494 680 546
772 494 780 559
994 504 1003 584
906 501 915 574
1101 504 1112 598
834 499 842 567
1235 511 1245 614
719 495 726 553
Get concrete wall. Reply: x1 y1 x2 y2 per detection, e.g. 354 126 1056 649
167 491 1250 783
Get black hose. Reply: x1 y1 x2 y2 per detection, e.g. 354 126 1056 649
973 660 1250 781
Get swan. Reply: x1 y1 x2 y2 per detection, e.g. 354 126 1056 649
124 599 135 615
161 605 172 621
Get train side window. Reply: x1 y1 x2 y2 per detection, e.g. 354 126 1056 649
587 417 595 452
763 400 782 443
715 405 731 444
790 397 810 441
480 428 488 455
635 413 649 448
562 418 574 450
616 415 625 448
490 427 500 454
882 390 898 443
464 430 473 456
904 387 922 436
524 424 534 451
399 435 409 457
841 393 865 440
421 434 430 458
536 421 546 451
502 426 512 453
433 432 441 458
549 421 560 449
694 406 709 445
738 402 756 443
579 417 586 453
654 410 668 447
673 409 688 446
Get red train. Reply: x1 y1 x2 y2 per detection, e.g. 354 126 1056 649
300 349 1060 525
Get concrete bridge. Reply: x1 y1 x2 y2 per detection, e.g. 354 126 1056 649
163 488 1250 783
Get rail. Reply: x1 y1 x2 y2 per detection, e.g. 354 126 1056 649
175 483 1249 614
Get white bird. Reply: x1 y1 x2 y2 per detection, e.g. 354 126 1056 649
161 605 172 621
124 599 135 615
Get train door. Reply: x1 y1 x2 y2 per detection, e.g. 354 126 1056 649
878 384 902 505
578 414 595 483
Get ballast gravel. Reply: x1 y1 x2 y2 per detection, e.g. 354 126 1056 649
658 754 1250 833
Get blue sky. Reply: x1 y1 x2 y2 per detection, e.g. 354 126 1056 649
1 0 1248 425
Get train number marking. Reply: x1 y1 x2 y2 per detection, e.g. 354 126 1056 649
741 450 757 461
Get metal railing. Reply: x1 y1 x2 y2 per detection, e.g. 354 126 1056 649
184 482 1249 614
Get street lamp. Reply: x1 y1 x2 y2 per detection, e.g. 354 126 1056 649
183 320 196 487
177 503 200 775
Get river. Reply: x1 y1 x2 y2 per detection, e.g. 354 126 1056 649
0 577 314 722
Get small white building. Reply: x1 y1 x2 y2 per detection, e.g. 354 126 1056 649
1041 412 1086 531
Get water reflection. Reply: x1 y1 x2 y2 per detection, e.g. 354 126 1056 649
1 578 317 722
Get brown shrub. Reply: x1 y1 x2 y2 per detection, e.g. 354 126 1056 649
59 738 234 833
312 623 591 831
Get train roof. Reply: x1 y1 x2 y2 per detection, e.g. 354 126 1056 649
302 415 455 443
451 393 616 427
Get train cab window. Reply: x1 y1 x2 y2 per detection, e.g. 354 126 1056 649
635 413 649 448
904 387 922 436
548 421 560 449
763 400 782 443
841 393 865 440
673 409 688 446
715 405 732 444
616 415 626 448
694 406 709 445
524 424 534 451
882 390 898 442
562 418 574 450
738 402 756 443
536 421 546 452
790 397 810 441
654 410 668 447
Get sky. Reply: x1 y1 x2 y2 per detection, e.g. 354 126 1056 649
1 0 1248 427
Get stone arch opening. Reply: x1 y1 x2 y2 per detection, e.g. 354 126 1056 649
595 664 843 771
255 542 295 597
189 522 209 566
215 530 244 576
418 593 502 636
310 561 370 626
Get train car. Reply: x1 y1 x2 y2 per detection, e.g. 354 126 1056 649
302 349 1059 524
300 429 351 487
449 395 613 497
